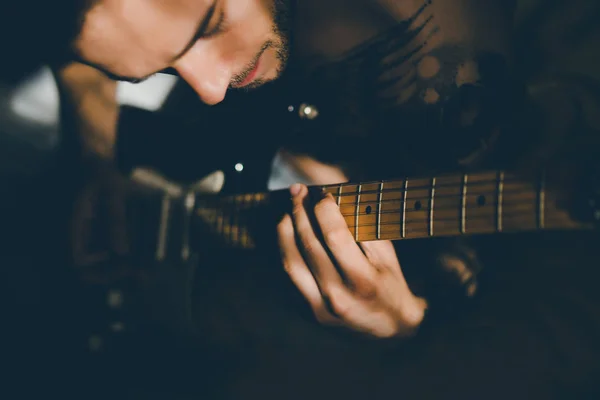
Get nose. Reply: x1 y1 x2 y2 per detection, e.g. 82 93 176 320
173 41 233 105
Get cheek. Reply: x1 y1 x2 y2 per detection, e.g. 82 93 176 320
226 0 274 41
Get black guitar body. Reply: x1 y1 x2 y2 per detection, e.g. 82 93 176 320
8 102 277 400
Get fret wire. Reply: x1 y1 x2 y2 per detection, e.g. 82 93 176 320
349 209 571 228
212 174 538 206
461 173 468 234
337 185 343 207
538 171 546 229
181 191 196 261
339 188 539 213
429 177 436 237
234 197 240 246
330 176 521 197
156 194 171 262
377 181 384 240
342 202 543 218
496 171 505 232
217 204 224 237
337 187 537 202
401 178 408 238
355 184 362 241
348 213 583 231
240 195 246 248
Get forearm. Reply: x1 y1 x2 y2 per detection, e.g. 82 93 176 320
54 62 119 161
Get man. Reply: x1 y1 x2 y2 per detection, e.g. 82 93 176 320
1 0 600 399
3 0 509 338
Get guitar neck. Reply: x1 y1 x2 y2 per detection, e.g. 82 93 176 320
193 170 591 250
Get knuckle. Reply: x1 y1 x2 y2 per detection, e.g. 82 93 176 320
314 310 336 325
373 324 399 339
299 236 319 255
329 296 351 319
277 214 293 234
281 258 295 275
292 202 305 219
322 227 347 250
313 195 335 215
322 289 351 319
352 277 378 300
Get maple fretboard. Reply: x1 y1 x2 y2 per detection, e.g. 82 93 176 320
194 170 591 249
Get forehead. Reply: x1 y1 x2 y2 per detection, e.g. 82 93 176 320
77 0 212 76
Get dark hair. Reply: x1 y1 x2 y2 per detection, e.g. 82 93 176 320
51 0 99 65
0 0 98 82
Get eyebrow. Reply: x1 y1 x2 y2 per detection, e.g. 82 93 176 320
170 0 218 63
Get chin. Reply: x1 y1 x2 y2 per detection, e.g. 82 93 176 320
265 62 283 82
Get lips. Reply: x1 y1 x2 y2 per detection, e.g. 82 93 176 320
233 58 261 88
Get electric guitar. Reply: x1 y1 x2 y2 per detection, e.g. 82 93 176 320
68 165 598 356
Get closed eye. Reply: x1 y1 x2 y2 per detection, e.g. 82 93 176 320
203 6 227 38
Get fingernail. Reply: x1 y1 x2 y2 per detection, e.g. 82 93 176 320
290 183 302 197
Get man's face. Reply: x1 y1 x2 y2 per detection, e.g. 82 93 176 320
73 0 292 104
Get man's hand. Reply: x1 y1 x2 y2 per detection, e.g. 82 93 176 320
277 183 427 339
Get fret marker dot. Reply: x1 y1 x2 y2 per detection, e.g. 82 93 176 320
414 200 422 211
477 195 486 207
234 163 244 172
366 205 372 214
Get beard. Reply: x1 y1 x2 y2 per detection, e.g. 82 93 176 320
271 0 295 74
230 0 295 90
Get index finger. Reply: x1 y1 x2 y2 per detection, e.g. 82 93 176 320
312 190 378 297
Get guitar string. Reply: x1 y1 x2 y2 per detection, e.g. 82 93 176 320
337 194 538 218
204 197 577 238
346 211 570 229
211 175 537 205
210 187 544 217
207 209 569 230
319 175 533 198
207 212 579 245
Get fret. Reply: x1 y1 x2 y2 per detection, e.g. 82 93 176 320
156 194 171 261
377 181 384 240
496 172 505 232
216 207 224 238
460 174 468 234
377 180 404 241
232 196 240 246
538 171 546 229
354 185 362 241
429 177 436 236
464 172 498 234
401 179 408 238
337 185 343 207
181 191 195 261
428 174 462 237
